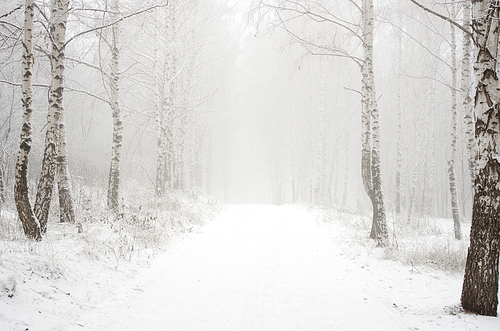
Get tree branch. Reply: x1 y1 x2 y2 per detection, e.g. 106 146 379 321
0 80 111 105
64 3 168 47
409 0 476 45
0 5 22 20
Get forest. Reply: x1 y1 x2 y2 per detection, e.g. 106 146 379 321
0 0 499 327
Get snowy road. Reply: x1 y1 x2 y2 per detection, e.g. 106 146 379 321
68 205 498 331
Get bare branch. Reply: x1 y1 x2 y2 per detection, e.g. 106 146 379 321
0 5 22 20
409 0 476 45
65 86 111 105
0 80 111 105
64 3 168 47
344 86 362 96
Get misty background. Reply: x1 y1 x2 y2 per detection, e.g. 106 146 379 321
0 0 470 218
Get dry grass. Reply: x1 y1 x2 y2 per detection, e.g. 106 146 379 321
317 207 468 273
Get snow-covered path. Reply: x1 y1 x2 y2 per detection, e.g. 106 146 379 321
68 205 498 330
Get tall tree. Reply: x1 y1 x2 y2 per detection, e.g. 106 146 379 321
52 0 74 224
34 0 68 232
461 0 475 188
447 0 461 240
363 0 388 244
461 0 500 316
107 0 123 211
15 0 41 240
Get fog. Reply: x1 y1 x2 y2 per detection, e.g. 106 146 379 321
0 0 473 219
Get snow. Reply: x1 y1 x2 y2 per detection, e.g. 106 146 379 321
1 204 499 330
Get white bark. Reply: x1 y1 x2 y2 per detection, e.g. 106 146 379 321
462 0 476 189
52 0 74 224
461 0 500 316
165 1 176 190
291 78 299 203
107 0 123 211
363 0 388 244
395 0 403 214
34 0 66 232
448 1 461 239
309 62 315 205
155 6 166 196
315 56 324 205
15 0 41 240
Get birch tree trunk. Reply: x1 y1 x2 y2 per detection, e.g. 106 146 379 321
395 0 403 215
461 0 500 316
178 107 188 190
53 0 74 224
107 0 123 211
165 1 176 191
315 56 324 205
363 0 388 245
34 0 67 232
342 142 349 207
154 7 166 197
291 79 299 204
191 128 203 189
309 62 315 205
448 1 462 240
428 90 436 215
15 0 41 240
462 0 476 188
57 106 74 223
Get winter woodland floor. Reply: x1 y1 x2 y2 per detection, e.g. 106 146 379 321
2 204 500 330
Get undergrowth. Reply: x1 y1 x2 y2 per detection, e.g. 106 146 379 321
384 215 467 273
318 207 467 273
0 179 222 284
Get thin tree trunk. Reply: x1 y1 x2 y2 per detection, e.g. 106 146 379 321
309 61 315 205
107 0 122 211
315 56 324 205
191 128 203 189
448 1 461 240
52 0 74 224
291 78 299 204
395 0 403 215
165 1 176 191
461 0 500 316
461 0 476 189
15 0 41 240
205 132 212 194
342 141 349 208
154 6 166 197
363 0 388 245
427 87 436 215
34 0 60 232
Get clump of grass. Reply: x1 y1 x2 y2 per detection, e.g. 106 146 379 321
318 207 467 273
72 180 222 267
384 215 468 273
1 178 222 279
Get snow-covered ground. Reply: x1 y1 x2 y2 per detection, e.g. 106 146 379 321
1 205 499 330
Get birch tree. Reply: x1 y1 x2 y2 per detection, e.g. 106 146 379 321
107 0 123 211
154 1 177 196
409 0 499 315
447 0 461 240
461 0 475 188
461 0 500 316
34 0 70 231
362 0 388 244
50 0 74 224
15 0 41 240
